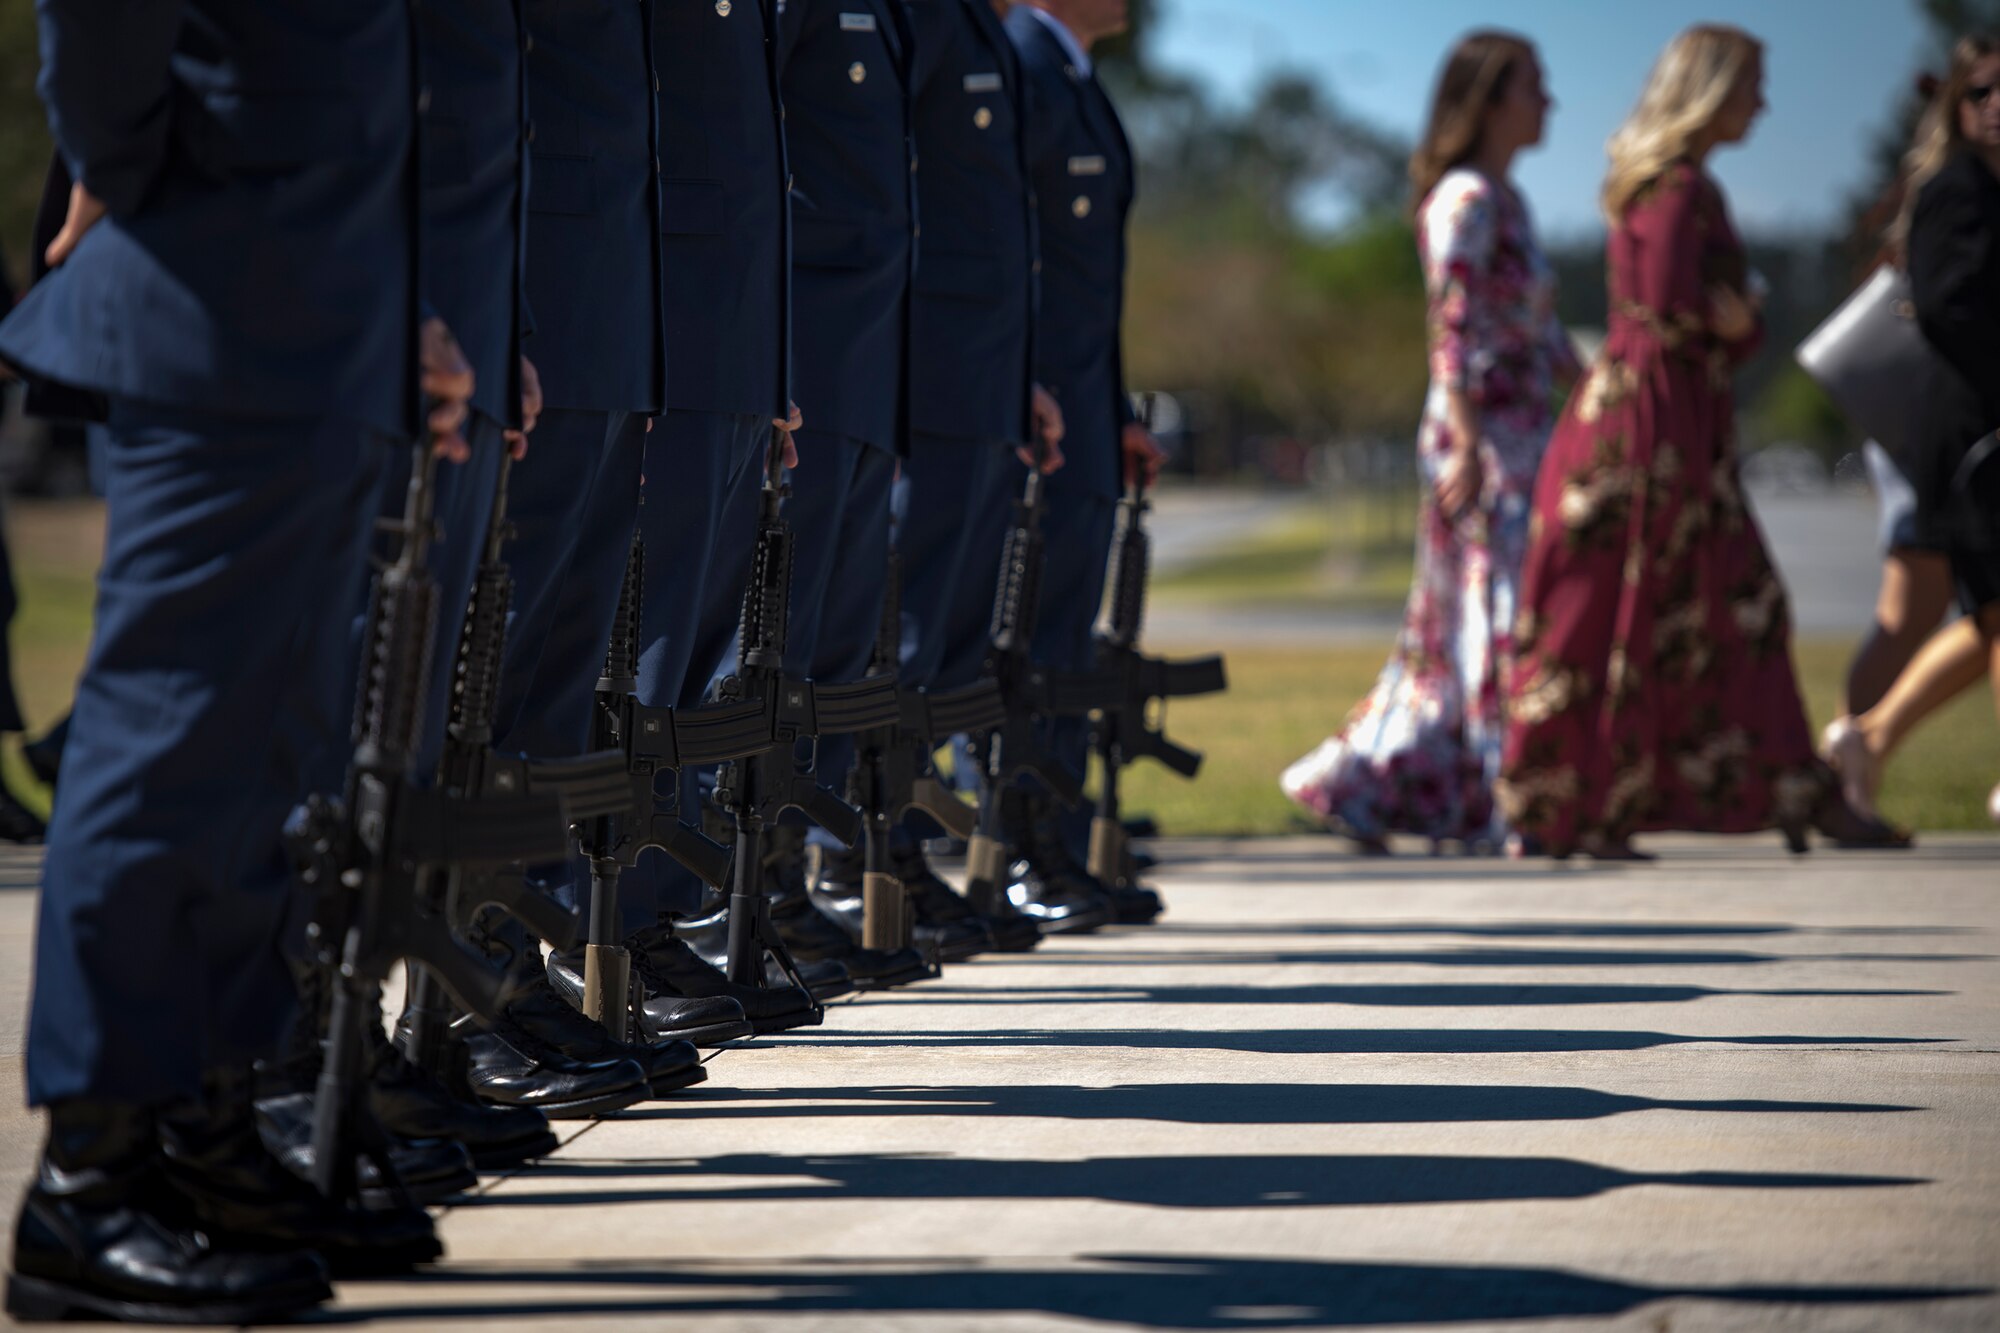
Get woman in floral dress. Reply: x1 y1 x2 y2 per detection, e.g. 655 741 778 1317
1282 32 1577 852
1496 25 1903 858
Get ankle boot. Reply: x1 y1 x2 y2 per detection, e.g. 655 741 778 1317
9 1098 331 1324
999 788 1113 933
891 843 1040 953
155 1066 441 1278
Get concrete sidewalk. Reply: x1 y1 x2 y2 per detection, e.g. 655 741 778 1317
0 836 1995 1330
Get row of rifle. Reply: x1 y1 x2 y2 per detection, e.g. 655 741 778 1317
295 408 1226 1202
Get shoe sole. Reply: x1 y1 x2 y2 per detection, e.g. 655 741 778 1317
6 1272 332 1325
316 1235 445 1278
470 1128 562 1169
1113 901 1165 926
643 1062 708 1097
648 1018 757 1049
1031 906 1113 935
847 957 942 991
361 1166 478 1209
748 1005 822 1035
986 920 1044 952
475 1083 651 1121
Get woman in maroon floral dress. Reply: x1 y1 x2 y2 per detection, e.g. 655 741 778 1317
1497 25 1903 859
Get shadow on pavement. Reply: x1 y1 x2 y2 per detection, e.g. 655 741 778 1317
1140 921 1973 939
861 982 1949 1008
752 1028 1948 1056
615 1081 1917 1125
459 1151 1923 1210
330 1254 1985 1327
962 946 1989 968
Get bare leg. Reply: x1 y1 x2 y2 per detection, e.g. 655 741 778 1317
1852 616 1991 781
1845 549 1955 714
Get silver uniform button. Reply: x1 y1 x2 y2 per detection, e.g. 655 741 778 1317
849 61 867 84
1072 195 1092 219
973 107 993 130
716 0 731 13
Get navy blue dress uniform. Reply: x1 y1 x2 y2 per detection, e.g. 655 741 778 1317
391 0 533 782
618 0 791 930
892 0 1037 819
0 0 415 1111
1006 4 1136 798
488 0 667 772
766 0 918 832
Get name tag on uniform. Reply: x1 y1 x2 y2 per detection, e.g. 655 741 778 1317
840 12 877 31
1068 155 1107 177
963 72 1003 93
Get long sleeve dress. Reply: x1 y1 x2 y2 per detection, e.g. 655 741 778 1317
1281 168 1576 845
1496 162 1827 853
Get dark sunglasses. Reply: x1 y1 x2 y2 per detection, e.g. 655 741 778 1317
1967 82 2000 105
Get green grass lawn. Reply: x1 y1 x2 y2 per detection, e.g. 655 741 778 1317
1153 492 1417 610
6 498 1996 835
1119 640 2000 836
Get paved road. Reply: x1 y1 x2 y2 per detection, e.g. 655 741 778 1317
1147 486 1886 647
2 835 1994 1330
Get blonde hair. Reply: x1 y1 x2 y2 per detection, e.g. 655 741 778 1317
1601 24 1763 223
1408 31 1537 220
1890 34 2000 262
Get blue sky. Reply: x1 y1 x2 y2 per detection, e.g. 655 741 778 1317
1149 0 1933 238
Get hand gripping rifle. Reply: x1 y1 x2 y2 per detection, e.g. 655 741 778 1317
846 551 993 950
960 433 1090 914
293 440 599 1202
712 431 903 990
1060 468 1228 887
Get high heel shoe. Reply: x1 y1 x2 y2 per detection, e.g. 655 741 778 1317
1819 717 1880 822
1792 785 1913 852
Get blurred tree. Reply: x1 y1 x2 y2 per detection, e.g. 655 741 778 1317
1 0 51 291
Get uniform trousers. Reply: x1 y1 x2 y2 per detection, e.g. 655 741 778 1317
776 430 897 854
28 403 389 1105
1028 483 1117 857
888 435 1021 848
478 406 644 960
611 409 766 931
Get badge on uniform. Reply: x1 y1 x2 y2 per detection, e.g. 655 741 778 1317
840 11 878 31
1068 156 1107 177
963 72 1003 93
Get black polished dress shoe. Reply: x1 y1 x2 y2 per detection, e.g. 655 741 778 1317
893 845 1040 953
501 970 704 1096
785 954 857 1002
155 1071 441 1278
252 1091 475 1208
625 920 819 1034
7 1100 331 1325
367 1037 559 1169
544 951 753 1049
0 782 45 845
757 837 944 981
459 1025 650 1120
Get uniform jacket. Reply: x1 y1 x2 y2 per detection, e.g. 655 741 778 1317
419 0 531 427
0 0 417 437
521 0 667 414
1006 6 1135 498
904 0 1035 447
779 0 916 454
655 0 789 419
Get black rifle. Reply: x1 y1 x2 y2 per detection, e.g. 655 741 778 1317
846 551 991 949
293 441 598 1201
399 456 585 1080
1063 470 1227 886
960 434 1087 914
564 531 775 1038
712 432 902 990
